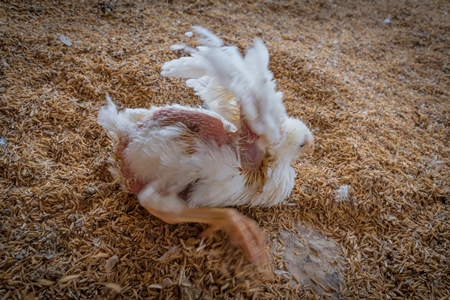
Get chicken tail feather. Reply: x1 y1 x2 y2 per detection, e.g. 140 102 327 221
97 94 120 138
98 95 150 141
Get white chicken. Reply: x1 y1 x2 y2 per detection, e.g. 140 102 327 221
97 27 314 263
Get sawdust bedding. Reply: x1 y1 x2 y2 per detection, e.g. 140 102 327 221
1 0 449 299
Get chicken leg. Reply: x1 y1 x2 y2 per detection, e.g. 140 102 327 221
138 184 267 264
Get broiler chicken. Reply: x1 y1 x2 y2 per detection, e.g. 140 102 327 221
97 27 314 263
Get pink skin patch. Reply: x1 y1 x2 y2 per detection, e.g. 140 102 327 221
116 136 147 194
117 108 231 194
151 108 229 146
129 181 146 194
238 120 265 172
116 108 266 195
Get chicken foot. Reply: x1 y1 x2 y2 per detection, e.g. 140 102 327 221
138 184 267 264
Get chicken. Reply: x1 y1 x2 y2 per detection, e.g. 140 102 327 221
97 27 314 263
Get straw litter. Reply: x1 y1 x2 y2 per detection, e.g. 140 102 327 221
1 0 449 299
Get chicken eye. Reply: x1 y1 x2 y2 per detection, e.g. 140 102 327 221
299 142 305 148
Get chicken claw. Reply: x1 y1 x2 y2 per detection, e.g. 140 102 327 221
138 184 267 264
199 209 268 264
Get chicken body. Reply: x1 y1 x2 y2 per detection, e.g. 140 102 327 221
101 103 304 208
98 27 314 263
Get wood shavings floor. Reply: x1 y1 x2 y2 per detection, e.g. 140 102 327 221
1 0 449 299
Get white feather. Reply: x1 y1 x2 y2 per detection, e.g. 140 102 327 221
335 185 350 202
186 76 240 124
97 95 151 142
160 55 207 79
192 26 223 48
98 27 314 211
161 27 287 147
